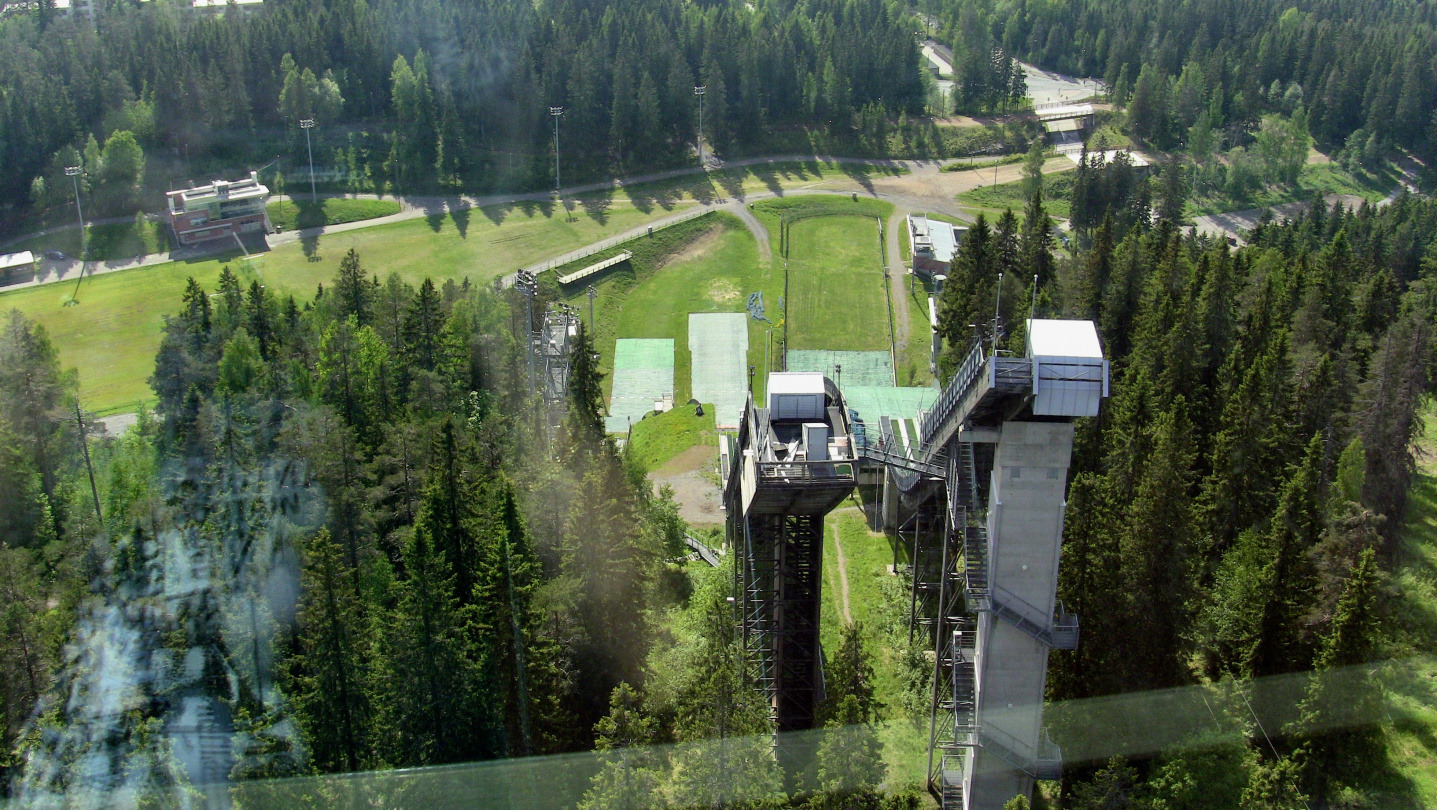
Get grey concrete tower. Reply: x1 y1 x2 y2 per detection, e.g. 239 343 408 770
913 319 1107 809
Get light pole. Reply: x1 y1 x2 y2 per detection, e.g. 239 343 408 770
299 119 317 203
587 284 597 331
550 106 564 192
64 166 86 262
693 86 706 167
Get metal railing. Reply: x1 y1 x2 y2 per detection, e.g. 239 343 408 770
852 432 946 477
755 460 855 481
979 723 1063 781
920 340 985 443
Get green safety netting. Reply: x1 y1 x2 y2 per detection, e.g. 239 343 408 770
786 350 894 387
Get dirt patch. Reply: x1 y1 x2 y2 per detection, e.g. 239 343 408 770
651 444 725 527
708 278 740 304
661 225 722 268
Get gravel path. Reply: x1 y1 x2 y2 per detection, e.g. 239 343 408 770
832 522 853 624
885 209 912 381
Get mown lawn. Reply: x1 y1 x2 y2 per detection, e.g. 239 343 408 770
0 203 676 414
625 402 719 472
748 197 893 353
557 212 777 404
955 170 1076 220
265 198 402 230
786 214 890 352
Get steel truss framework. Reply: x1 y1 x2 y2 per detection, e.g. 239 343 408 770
736 512 826 735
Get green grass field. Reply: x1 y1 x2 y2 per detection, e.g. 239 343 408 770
898 271 936 388
557 213 779 405
5 218 171 263
625 402 719 471
265 198 402 230
0 203 679 414
1186 160 1398 218
749 197 894 354
0 158 914 416
956 171 1076 220
786 215 890 351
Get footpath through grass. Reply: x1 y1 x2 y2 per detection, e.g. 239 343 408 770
265 198 401 230
820 505 928 791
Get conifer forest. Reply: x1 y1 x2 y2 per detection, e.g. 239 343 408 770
4 0 1437 807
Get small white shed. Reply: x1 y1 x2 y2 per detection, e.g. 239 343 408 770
767 372 826 421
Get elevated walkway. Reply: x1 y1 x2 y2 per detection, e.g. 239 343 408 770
557 250 630 285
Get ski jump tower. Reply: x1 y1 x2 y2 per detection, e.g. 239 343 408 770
722 320 1107 810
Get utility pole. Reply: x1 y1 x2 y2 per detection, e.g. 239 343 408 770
587 284 597 331
300 119 317 203
550 106 564 192
992 272 1004 354
694 86 706 168
74 401 102 526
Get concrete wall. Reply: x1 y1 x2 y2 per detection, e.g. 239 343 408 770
967 421 1073 809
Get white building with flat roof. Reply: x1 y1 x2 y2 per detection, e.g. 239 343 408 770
165 171 271 247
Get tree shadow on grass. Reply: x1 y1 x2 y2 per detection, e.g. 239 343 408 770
576 189 614 225
422 197 448 233
301 230 322 261
839 162 879 196
716 168 746 202
479 203 509 228
450 203 470 239
750 164 786 198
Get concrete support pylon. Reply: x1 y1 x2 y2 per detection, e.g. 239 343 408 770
967 421 1073 808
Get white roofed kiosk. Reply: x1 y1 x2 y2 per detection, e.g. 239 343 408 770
722 321 1109 807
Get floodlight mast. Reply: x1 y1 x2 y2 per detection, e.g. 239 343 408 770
64 166 86 262
300 119 317 203
693 86 706 167
550 106 564 192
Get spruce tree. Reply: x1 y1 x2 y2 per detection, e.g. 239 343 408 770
1117 398 1198 688
565 322 607 453
375 521 499 766
578 684 664 810
1288 549 1383 801
333 249 376 327
1021 188 1056 288
287 529 374 773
